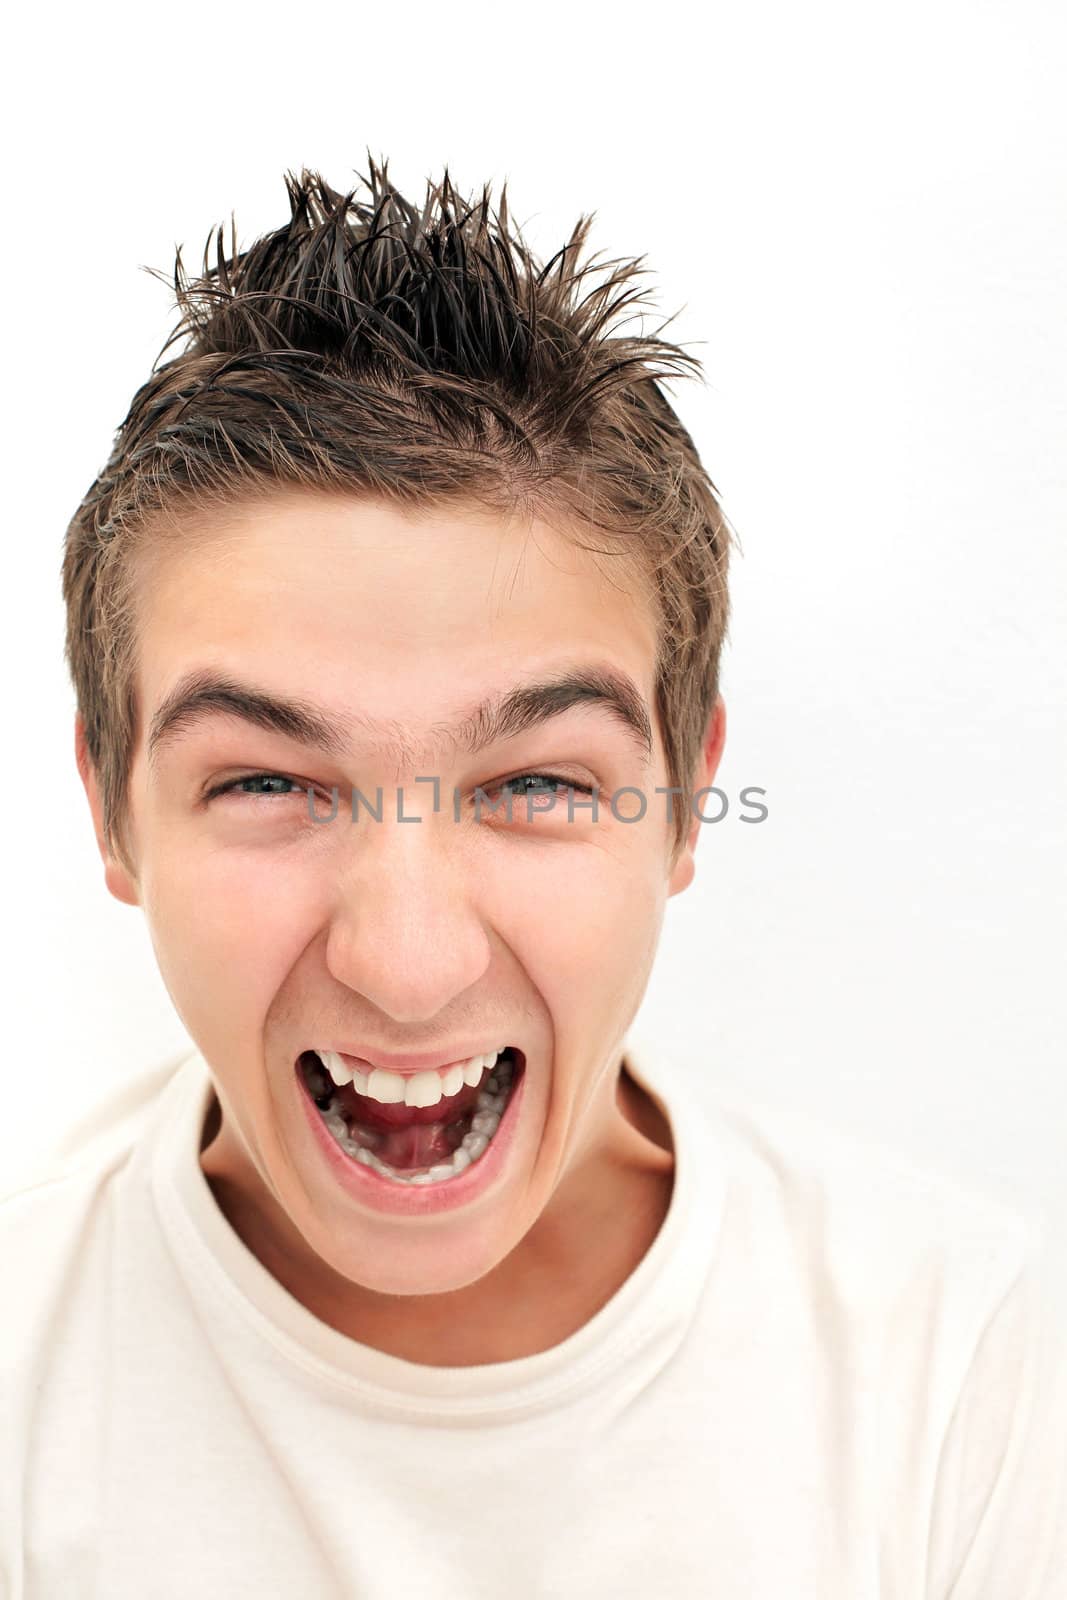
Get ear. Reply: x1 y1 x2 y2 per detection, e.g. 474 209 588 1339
75 715 141 907
667 695 726 899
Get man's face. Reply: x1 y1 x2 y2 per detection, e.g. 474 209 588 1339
82 491 719 1295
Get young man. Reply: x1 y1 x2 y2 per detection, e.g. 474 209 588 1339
2 160 1064 1597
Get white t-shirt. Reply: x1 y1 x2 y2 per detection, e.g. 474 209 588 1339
2 1041 1065 1598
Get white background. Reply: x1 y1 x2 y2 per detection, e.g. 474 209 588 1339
2 3 1065 1285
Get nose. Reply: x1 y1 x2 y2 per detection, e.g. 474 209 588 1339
324 810 492 1023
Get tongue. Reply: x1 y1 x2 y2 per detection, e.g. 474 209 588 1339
372 1121 460 1168
332 1077 481 1170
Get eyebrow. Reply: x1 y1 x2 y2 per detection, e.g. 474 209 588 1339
146 664 654 774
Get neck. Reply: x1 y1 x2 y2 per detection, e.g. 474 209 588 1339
201 1062 674 1366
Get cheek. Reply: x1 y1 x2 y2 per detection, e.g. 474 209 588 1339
482 834 667 1029
141 838 322 1061
138 815 668 1063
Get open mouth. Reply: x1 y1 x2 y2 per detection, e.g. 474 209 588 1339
297 1046 525 1187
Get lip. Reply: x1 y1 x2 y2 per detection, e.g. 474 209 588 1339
295 1053 528 1217
322 1043 512 1076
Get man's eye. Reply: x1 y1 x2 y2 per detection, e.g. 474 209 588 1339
494 773 592 800
205 772 308 800
478 773 597 820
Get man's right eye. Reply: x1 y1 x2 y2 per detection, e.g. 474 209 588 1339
204 772 308 800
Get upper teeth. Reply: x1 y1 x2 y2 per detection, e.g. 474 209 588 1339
314 1048 502 1108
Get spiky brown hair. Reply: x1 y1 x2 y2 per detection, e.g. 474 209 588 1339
62 155 733 872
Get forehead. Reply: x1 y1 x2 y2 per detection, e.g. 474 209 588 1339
131 491 661 760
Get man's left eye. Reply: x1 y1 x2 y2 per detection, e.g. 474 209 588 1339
494 773 592 799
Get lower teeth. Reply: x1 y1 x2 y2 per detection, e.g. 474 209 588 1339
313 1056 516 1185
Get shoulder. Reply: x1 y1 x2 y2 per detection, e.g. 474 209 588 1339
1 1050 189 1207
627 1039 1049 1316
702 1080 1048 1311
0 1051 197 1352
695 1082 1067 1586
